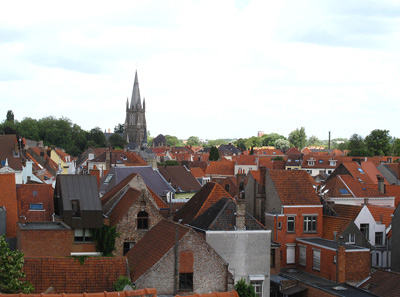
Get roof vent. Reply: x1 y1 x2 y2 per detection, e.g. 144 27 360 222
332 286 347 291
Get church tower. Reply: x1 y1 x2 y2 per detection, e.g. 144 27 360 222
124 71 147 148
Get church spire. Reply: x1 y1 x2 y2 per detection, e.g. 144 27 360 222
130 70 141 109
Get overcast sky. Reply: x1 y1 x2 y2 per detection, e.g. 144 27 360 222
1 0 400 141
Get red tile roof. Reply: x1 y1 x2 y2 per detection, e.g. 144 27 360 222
268 170 320 205
248 170 261 184
385 185 400 207
0 289 158 297
176 291 239 297
285 147 301 155
332 204 362 220
108 187 141 225
206 159 235 176
367 205 395 227
190 167 206 178
235 155 257 166
0 134 23 171
126 219 191 282
359 269 400 296
173 182 233 224
322 215 352 240
147 186 168 209
101 173 138 206
0 173 18 237
158 166 201 192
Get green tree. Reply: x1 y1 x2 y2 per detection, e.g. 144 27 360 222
248 136 263 148
108 134 127 149
391 138 400 156
347 134 365 151
6 110 14 123
0 235 34 293
92 225 119 256
113 275 135 291
235 138 251 151
165 160 179 166
307 135 323 146
114 123 124 133
87 127 107 148
274 139 290 152
234 279 256 297
16 117 40 141
365 129 391 156
165 135 181 147
261 133 286 146
187 136 201 147
205 139 228 147
209 146 220 161
288 127 307 149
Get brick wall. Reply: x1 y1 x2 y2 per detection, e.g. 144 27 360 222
135 230 228 295
17 226 72 257
24 257 127 293
0 173 18 237
345 250 370 281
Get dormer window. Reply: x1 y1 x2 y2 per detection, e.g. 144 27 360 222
71 200 81 217
308 158 315 166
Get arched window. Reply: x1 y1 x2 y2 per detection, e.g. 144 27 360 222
137 211 149 230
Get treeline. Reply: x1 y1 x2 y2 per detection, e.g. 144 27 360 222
1 111 111 156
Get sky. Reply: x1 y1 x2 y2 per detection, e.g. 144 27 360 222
1 0 400 141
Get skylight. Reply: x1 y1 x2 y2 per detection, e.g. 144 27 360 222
357 168 365 174
339 189 349 194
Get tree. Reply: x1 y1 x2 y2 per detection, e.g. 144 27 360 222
165 135 181 147
108 134 127 149
209 146 220 161
235 138 251 151
261 133 286 146
234 279 256 297
288 127 307 149
274 139 290 152
187 136 201 147
365 129 391 156
6 110 14 123
204 139 228 147
16 117 40 141
391 138 400 156
248 136 263 148
114 123 124 133
307 135 323 146
92 225 119 256
346 134 371 157
0 235 34 293
87 127 107 148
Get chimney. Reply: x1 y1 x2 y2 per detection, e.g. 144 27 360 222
106 151 111 170
236 174 246 230
377 175 385 194
328 131 331 151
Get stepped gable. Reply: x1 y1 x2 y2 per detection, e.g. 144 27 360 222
268 170 320 205
125 219 190 282
173 182 232 224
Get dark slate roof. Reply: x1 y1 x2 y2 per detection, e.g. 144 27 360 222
296 237 369 251
56 175 102 212
157 165 201 192
152 134 166 147
377 163 400 185
18 221 70 230
100 166 175 197
190 197 265 231
218 144 240 155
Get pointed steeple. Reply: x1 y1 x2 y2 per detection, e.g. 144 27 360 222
126 97 129 109
143 98 146 110
130 70 141 109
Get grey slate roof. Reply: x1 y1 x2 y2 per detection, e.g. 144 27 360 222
190 197 265 231
296 237 369 251
377 163 400 185
100 166 175 197
57 175 102 212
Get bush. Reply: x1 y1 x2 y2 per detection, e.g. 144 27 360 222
234 278 256 297
113 275 135 291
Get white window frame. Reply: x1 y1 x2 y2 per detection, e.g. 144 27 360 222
249 275 265 297
346 233 355 244
303 215 317 233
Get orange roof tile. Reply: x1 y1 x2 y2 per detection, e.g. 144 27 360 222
147 186 168 209
268 170 320 205
332 204 362 220
190 167 206 178
206 159 235 176
367 205 395 227
173 182 233 224
385 185 400 207
322 215 352 240
235 155 257 166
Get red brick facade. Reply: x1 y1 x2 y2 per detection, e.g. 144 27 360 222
0 173 18 237
23 257 127 293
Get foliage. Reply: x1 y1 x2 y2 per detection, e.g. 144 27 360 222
272 156 284 161
108 134 127 149
235 138 251 151
113 275 135 291
347 148 373 157
204 139 228 147
187 136 201 147
147 130 153 147
209 146 220 161
391 138 400 156
307 135 323 146
288 127 307 149
274 139 290 152
261 133 286 146
71 255 89 265
92 225 119 256
114 123 124 133
165 135 182 147
87 127 107 148
249 147 254 155
234 278 256 297
0 235 34 293
347 134 365 151
6 110 14 123
165 160 179 166
365 129 391 156
248 136 262 148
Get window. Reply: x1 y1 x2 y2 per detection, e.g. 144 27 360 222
270 249 275 268
137 211 149 230
104 174 114 184
330 161 337 166
287 216 295 233
250 281 263 297
225 184 230 192
313 249 321 271
123 241 135 255
303 216 317 233
179 273 193 290
74 229 92 242
339 189 349 194
308 161 315 166
299 246 306 266
346 233 355 244
328 170 332 174
71 200 81 217
357 168 365 174
29 203 43 210
375 232 384 245
360 224 369 240
319 160 324 164
306 170 312 174
286 245 296 264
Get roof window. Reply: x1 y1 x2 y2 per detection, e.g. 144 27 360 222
319 160 323 164
339 189 349 194
357 168 365 174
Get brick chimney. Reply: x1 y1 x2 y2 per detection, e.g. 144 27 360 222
337 246 346 283
236 172 246 230
106 151 111 171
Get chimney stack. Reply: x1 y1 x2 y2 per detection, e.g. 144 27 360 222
106 151 111 170
377 175 385 194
